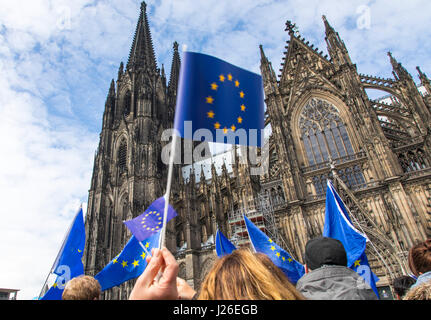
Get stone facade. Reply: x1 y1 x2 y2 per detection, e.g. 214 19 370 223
259 17 431 289
84 3 431 299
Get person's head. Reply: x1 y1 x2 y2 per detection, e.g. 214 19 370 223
392 275 416 300
408 239 431 277
197 248 305 300
403 280 431 300
304 236 347 272
62 275 101 300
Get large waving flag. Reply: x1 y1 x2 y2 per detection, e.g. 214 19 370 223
215 229 236 258
174 51 265 147
40 207 86 300
323 180 380 298
243 215 305 284
123 197 177 242
95 231 160 291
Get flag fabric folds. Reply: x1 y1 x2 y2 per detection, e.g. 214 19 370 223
173 51 265 147
95 231 160 291
215 229 237 258
40 276 64 300
40 207 86 300
123 197 178 242
323 180 380 298
243 214 305 285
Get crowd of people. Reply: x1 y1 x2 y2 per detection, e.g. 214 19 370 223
61 237 431 301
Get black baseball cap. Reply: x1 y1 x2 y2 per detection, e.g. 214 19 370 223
304 236 348 270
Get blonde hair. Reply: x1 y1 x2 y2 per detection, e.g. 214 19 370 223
403 280 431 300
198 249 305 300
62 275 101 300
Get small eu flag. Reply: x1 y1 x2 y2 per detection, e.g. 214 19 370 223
123 197 178 242
323 180 380 298
95 232 160 291
40 207 86 300
174 52 265 147
40 275 64 300
243 214 305 285
215 229 236 258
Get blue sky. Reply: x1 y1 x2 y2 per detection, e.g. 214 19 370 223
0 0 430 299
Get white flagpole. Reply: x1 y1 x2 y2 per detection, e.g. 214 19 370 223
243 214 257 253
138 241 152 258
159 133 178 249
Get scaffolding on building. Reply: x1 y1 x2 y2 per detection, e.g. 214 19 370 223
227 189 296 258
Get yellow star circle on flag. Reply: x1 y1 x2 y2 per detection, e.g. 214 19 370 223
205 73 247 134
141 211 162 231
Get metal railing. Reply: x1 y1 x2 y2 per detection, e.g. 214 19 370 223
302 152 367 174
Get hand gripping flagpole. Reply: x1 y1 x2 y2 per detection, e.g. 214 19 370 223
159 133 178 250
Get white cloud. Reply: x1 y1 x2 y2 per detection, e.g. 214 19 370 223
0 0 100 299
0 81 97 299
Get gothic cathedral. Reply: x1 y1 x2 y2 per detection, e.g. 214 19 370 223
84 3 431 299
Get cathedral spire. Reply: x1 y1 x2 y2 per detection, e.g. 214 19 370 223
211 161 217 181
161 63 166 79
417 66 431 94
104 79 116 110
322 15 351 66
126 2 157 72
388 52 412 81
200 164 206 184
285 20 298 36
118 61 124 79
322 15 336 37
102 79 116 129
108 79 115 99
259 44 277 85
168 41 181 95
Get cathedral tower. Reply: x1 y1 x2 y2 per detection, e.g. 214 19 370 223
83 2 178 299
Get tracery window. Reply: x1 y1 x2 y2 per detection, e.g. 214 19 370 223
299 98 354 166
118 139 127 173
398 148 430 173
299 98 366 196
311 165 365 195
123 91 131 116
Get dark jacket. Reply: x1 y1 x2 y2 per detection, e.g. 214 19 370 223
296 265 378 300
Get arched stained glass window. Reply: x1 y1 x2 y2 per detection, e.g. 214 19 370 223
299 98 354 166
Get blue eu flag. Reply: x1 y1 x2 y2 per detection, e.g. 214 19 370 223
323 180 380 298
215 229 236 258
174 52 265 147
40 207 86 300
243 214 305 284
123 197 177 242
95 231 160 291
40 276 64 300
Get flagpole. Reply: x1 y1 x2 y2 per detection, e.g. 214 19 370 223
331 177 401 278
342 196 398 279
243 214 257 253
138 242 152 258
159 133 178 250
38 204 82 299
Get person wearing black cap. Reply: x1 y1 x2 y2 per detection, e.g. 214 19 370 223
296 236 378 300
